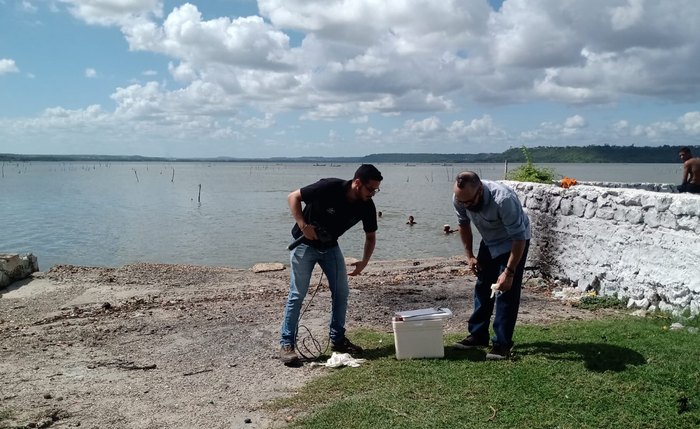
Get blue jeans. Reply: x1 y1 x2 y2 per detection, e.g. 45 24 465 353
468 240 529 348
280 243 349 347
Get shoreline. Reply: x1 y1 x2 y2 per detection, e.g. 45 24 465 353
1 257 615 428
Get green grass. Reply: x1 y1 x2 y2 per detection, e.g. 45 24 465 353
573 295 628 310
274 315 700 428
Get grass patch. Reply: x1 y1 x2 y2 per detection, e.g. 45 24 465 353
274 316 700 428
573 295 628 310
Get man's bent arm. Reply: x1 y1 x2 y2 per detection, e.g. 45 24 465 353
287 190 305 228
506 240 526 273
288 190 316 240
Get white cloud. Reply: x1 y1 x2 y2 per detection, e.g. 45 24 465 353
5 0 700 156
632 121 678 140
59 0 163 26
54 0 700 124
612 120 629 132
243 113 275 129
521 115 589 141
610 0 644 31
0 58 19 74
448 115 507 140
355 126 382 139
564 115 587 129
402 116 444 138
678 111 700 135
350 115 368 124
20 1 37 13
85 68 97 78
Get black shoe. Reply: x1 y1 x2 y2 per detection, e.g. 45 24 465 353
330 337 364 354
486 344 511 360
279 344 300 364
454 335 488 350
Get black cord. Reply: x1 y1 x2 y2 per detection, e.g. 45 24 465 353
294 271 330 360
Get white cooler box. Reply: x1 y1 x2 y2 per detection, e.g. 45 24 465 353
392 307 453 360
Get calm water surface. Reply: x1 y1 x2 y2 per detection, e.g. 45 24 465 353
1 161 683 270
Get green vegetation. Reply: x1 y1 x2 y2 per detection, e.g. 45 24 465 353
273 316 700 429
574 294 629 310
506 146 556 183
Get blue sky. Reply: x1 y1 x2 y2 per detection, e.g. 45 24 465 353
1 0 699 158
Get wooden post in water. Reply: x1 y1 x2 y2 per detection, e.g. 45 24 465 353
133 168 139 183
171 167 175 183
198 184 201 203
503 160 508 179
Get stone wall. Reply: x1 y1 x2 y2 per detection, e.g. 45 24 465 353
506 181 700 315
576 181 678 193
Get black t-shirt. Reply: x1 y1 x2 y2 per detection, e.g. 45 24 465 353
291 178 378 249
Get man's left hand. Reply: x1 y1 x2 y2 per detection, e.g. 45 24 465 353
349 260 368 276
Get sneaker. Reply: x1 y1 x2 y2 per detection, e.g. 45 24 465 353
454 335 488 350
279 344 300 364
486 344 511 360
330 337 363 354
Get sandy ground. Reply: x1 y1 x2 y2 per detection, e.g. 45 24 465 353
0 257 608 429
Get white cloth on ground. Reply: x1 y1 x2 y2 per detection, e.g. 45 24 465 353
310 352 367 368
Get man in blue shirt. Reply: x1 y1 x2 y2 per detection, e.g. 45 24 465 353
279 164 383 365
452 171 530 360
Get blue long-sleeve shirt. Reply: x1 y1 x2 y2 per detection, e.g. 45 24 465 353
453 180 530 258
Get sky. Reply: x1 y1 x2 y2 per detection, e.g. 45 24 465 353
1 0 700 158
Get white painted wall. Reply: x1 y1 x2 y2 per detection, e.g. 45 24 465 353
506 181 700 315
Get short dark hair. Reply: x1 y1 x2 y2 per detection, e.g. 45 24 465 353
456 171 481 189
680 147 691 155
354 164 383 182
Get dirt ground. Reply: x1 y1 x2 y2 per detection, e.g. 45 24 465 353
0 257 608 429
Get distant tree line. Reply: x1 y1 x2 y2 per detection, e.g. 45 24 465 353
1 145 697 163
361 145 698 163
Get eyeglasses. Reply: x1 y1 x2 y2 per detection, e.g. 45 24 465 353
362 183 380 195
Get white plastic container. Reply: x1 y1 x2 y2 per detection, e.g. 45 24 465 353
392 308 452 360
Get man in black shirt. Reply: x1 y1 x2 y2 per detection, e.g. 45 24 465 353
280 164 383 365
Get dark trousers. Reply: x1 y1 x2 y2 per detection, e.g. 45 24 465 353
678 183 700 194
468 240 530 348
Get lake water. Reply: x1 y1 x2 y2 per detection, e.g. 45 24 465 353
1 161 683 270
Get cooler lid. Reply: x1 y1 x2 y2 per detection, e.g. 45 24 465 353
393 307 452 321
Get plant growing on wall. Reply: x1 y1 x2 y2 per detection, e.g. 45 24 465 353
507 145 556 183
